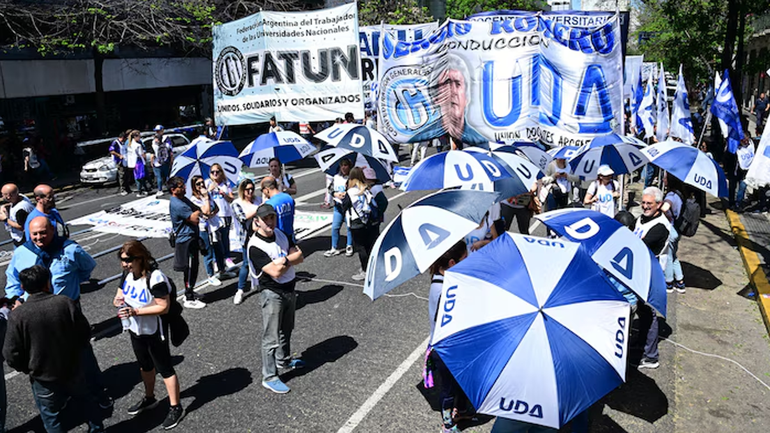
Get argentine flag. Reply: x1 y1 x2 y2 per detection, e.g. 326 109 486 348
710 69 745 154
670 65 695 145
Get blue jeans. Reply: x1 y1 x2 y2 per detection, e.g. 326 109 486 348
260 290 296 382
153 164 170 192
665 229 684 283
643 164 657 187
331 204 352 250
238 250 250 291
30 371 104 433
736 180 747 207
201 228 227 277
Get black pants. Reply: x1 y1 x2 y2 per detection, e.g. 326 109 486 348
501 205 532 235
173 238 200 300
350 224 380 271
130 325 175 379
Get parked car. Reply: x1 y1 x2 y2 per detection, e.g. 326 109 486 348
79 133 191 185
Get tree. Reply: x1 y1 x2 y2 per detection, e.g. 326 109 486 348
358 0 434 26
0 0 304 134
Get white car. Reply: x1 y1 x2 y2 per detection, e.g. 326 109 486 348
79 134 191 184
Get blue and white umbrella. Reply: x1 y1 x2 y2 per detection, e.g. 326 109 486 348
363 190 501 300
402 150 513 192
315 124 399 163
170 140 243 189
239 131 316 168
535 208 667 316
314 147 391 182
642 140 728 197
431 233 629 429
492 142 552 173
569 133 649 179
464 147 544 199
547 146 580 161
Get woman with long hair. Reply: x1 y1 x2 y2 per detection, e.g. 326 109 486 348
231 178 262 305
324 158 354 257
189 174 235 287
129 130 149 197
343 167 380 281
113 240 185 430
268 157 297 195
206 163 236 269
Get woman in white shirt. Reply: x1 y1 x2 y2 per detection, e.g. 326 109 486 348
113 240 185 429
268 157 297 195
206 164 236 268
190 175 235 287
324 158 354 257
128 130 149 197
231 179 262 305
584 164 620 217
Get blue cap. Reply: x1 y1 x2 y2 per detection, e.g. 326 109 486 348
154 125 164 131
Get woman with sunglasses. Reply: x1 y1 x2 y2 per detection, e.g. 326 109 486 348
231 179 261 305
113 240 185 430
205 164 236 269
189 175 236 287
267 157 297 195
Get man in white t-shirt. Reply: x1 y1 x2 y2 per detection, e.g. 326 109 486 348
150 125 173 197
0 183 35 247
268 117 283 133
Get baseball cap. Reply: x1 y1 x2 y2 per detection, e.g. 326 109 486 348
153 125 164 131
597 164 614 177
363 167 377 180
256 203 277 219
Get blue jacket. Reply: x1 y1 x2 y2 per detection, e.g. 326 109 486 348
5 238 96 301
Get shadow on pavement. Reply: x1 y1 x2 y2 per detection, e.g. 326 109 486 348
297 235 333 257
699 218 738 248
282 335 358 383
295 284 344 310
102 356 185 402
200 281 237 304
588 413 631 432
81 278 105 295
681 261 722 290
180 367 253 414
7 415 44 433
600 368 669 424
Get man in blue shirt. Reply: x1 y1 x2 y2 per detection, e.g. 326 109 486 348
108 132 130 196
261 176 296 240
168 176 206 309
24 184 66 242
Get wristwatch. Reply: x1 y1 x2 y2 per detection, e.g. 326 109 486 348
283 257 290 267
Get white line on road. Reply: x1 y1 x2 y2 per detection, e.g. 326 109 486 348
4 371 19 380
292 167 322 179
295 188 328 204
337 337 430 433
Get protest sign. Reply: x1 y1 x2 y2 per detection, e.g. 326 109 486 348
213 3 364 125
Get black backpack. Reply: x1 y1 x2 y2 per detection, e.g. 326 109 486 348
673 191 700 237
119 269 189 347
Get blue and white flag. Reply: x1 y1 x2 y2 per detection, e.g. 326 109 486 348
710 69 745 154
431 233 629 429
656 64 670 143
632 71 645 134
638 74 656 139
669 65 694 145
746 122 770 188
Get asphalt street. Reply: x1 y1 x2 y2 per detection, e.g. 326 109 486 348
3 150 770 433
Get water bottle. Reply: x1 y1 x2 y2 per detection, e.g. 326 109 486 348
119 303 131 331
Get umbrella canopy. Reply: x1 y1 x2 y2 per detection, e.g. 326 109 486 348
402 150 513 192
547 146 580 160
431 233 629 429
239 131 315 167
535 208 667 316
569 133 648 179
464 147 544 199
363 190 501 300
642 140 728 197
314 147 391 182
492 142 552 172
170 140 243 189
315 124 399 163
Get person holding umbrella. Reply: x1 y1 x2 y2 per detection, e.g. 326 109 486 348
584 165 620 217
324 158 354 258
189 175 236 287
342 167 381 281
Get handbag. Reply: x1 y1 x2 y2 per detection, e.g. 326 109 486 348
527 194 542 214
168 220 182 248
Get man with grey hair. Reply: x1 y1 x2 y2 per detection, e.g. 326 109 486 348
433 55 486 148
633 186 671 370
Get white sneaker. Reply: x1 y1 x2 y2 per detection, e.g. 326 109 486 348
323 248 341 257
207 276 222 286
225 258 236 269
119 191 129 196
233 290 244 305
345 245 354 257
351 271 366 281
183 299 206 309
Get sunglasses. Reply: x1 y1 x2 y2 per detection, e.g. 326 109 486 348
244 187 254 192
120 256 137 263
195 182 205 187
210 170 221 174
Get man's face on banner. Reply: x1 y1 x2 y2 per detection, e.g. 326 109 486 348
438 68 467 139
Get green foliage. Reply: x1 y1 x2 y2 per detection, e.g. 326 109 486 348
358 0 434 26
445 0 545 20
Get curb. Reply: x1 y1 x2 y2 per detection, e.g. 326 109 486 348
725 209 770 335
20 182 82 199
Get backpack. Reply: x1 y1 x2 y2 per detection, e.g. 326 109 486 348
119 269 189 347
156 137 171 164
348 189 378 228
673 191 700 237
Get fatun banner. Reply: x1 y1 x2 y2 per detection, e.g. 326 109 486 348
213 3 364 125
377 13 623 147
359 23 439 110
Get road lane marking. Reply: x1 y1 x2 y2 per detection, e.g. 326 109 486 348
295 188 328 203
337 337 430 433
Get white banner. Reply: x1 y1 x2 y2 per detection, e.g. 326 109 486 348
212 3 364 125
377 13 623 147
359 23 439 111
624 55 643 99
747 127 770 188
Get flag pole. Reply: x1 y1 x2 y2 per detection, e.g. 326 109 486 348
696 108 713 148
